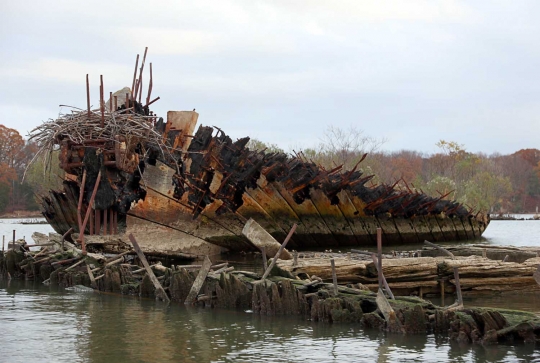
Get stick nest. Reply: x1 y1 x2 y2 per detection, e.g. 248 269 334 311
27 105 170 174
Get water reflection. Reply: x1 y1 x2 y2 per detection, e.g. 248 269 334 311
1 280 540 363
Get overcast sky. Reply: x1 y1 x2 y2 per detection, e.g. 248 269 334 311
1 0 539 155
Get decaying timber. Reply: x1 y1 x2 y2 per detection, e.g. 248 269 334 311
31 50 489 257
276 245 540 297
2 242 540 345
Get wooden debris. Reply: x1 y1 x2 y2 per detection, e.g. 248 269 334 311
128 234 169 302
184 255 212 304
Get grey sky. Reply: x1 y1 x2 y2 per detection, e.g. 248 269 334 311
1 0 539 154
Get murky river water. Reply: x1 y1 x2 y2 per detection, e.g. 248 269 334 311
1 218 540 362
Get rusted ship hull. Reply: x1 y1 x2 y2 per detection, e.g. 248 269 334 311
39 110 489 256
33 51 489 256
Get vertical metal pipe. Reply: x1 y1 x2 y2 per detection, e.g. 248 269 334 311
114 210 117 234
89 207 94 235
77 169 87 234
13 230 15 244
109 209 114 235
86 74 91 118
2 235 4 251
95 210 101 235
79 171 102 254
131 54 139 99
100 75 104 128
103 208 108 235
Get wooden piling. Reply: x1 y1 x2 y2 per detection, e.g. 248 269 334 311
453 267 463 306
259 224 297 281
128 234 169 302
87 263 97 289
440 279 445 306
330 258 338 296
185 256 212 304
377 228 383 291
261 246 268 270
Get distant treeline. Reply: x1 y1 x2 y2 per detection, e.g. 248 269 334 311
248 126 540 214
1 123 538 215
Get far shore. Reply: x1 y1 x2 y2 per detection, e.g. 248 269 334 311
0 210 43 219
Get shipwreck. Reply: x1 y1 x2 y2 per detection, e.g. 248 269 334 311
30 50 489 258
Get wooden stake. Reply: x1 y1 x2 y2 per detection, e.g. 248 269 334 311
331 258 338 296
128 234 169 302
261 246 268 270
259 224 297 281
440 279 445 306
370 253 395 299
62 227 73 251
184 256 212 304
377 227 383 291
86 263 97 289
453 267 463 306
65 258 86 271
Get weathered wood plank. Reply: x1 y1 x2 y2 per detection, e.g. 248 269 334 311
128 233 170 302
184 255 212 304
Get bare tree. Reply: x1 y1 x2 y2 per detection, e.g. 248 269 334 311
318 125 386 170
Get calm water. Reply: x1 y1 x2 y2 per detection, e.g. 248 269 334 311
1 280 539 363
1 218 540 362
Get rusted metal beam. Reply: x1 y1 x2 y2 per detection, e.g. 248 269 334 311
79 170 102 254
77 169 87 235
131 53 139 99
103 208 108 236
86 74 91 119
